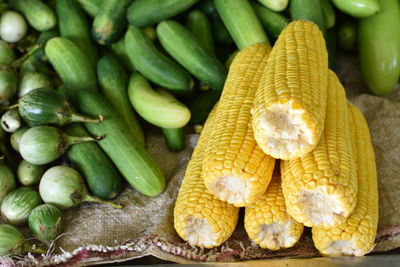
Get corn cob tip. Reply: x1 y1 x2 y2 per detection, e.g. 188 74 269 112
175 216 219 248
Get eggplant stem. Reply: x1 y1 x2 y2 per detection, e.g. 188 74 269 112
65 135 98 146
83 194 123 209
0 103 19 110
10 44 41 69
69 112 102 124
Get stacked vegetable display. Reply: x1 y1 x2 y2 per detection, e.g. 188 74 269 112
0 0 395 259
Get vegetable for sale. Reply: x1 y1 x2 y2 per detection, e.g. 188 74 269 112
76 0 103 17
10 126 28 152
215 0 269 49
161 128 186 152
10 0 57 31
245 171 304 250
0 11 27 43
17 160 45 186
127 0 199 27
202 44 275 207
257 0 288 12
0 224 26 256
39 166 122 210
251 20 328 160
312 104 378 256
124 26 194 94
0 165 16 202
18 88 102 126
18 71 52 97
34 29 59 63
174 105 240 248
19 126 100 165
28 204 63 242
0 69 17 104
0 40 15 65
337 19 357 51
331 0 380 18
1 109 21 133
321 0 336 29
1 187 41 225
289 0 325 34
157 20 227 90
281 71 358 227
186 10 215 56
128 73 191 129
358 0 400 96
97 53 144 145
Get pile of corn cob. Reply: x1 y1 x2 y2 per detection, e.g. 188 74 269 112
174 20 378 257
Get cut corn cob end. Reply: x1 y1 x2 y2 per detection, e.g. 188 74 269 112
203 155 275 207
251 101 320 160
245 172 304 250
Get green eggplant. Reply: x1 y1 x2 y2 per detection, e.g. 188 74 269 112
1 109 21 133
28 204 63 242
17 160 45 186
10 126 29 152
0 165 16 202
19 88 101 126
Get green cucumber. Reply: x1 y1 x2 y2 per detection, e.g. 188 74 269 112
331 0 380 18
128 73 191 129
337 19 357 51
75 90 166 197
289 0 325 34
161 128 186 152
257 0 288 12
45 37 97 96
34 29 59 63
214 0 269 49
97 53 145 145
110 37 135 72
76 0 103 17
10 0 57 31
65 123 123 199
186 10 215 56
127 0 199 27
190 89 220 124
125 26 193 94
0 41 15 65
57 0 97 69
251 2 289 41
92 0 131 45
157 20 227 90
321 0 336 29
358 0 400 96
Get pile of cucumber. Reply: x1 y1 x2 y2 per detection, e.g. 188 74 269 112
0 0 398 257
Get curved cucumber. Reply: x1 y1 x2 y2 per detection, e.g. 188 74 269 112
251 2 289 41
97 53 145 145
10 0 57 31
76 0 103 17
125 26 193 94
128 73 191 129
290 0 325 34
331 0 380 18
161 128 186 152
215 0 269 49
186 10 215 56
75 90 166 197
57 0 97 69
65 124 123 199
157 20 227 90
127 0 199 27
358 0 400 96
45 37 97 96
92 0 131 45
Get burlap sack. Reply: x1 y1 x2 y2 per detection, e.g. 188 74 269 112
4 53 400 266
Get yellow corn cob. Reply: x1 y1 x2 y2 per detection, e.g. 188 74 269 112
202 43 275 207
245 170 304 250
251 20 328 160
312 104 378 256
174 105 239 248
280 71 357 227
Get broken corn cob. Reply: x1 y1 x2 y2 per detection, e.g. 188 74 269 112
174 105 239 248
245 170 304 250
251 20 328 160
312 104 378 256
202 43 275 207
281 71 358 227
